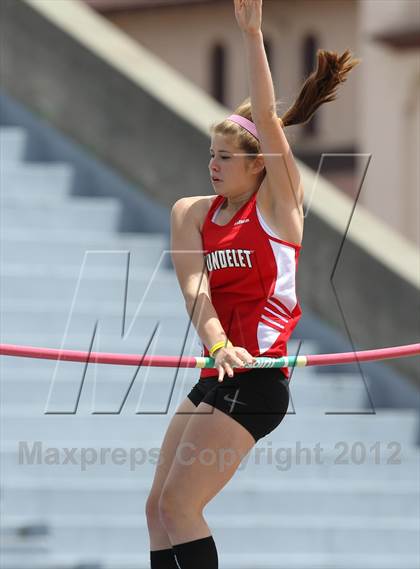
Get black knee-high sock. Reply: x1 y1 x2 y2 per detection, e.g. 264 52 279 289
173 535 218 569
150 547 178 569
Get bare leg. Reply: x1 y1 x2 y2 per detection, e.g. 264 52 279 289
159 403 255 545
145 397 197 550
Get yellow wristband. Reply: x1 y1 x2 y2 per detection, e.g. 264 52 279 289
209 339 233 357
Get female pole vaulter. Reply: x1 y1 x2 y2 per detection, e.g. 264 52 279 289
146 1 360 567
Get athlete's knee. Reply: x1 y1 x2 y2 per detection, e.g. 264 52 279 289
145 492 162 526
158 487 202 530
158 487 180 528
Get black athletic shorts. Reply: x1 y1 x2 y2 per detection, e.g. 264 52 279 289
186 367 290 443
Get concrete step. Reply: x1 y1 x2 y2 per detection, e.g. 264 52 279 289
0 519 50 565
0 367 207 412
2 291 186 316
2 297 185 320
2 197 122 231
1 270 179 301
1 407 418 445
1 234 166 266
0 372 366 411
2 478 418 518
1 318 201 352
1 262 173 281
1 551 420 569
1 312 246 338
0 127 27 163
0 332 205 360
0 163 73 198
0 536 49 553
0 356 201 377
2 514 418 555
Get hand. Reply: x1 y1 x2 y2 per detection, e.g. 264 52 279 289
234 0 262 35
214 345 257 382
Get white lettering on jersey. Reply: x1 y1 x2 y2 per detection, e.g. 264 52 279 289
205 249 253 272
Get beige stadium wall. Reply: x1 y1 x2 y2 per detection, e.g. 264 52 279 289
104 0 359 154
357 0 420 247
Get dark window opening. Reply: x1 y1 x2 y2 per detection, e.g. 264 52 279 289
264 38 273 70
302 34 319 136
211 43 226 105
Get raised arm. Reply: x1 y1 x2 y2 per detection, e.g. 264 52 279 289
234 0 303 209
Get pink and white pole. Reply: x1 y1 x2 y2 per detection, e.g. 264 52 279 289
0 342 419 369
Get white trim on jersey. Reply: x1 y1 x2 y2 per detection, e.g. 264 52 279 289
257 239 298 353
256 203 284 240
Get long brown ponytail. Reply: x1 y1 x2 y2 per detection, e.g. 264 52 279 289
211 48 361 152
280 48 361 128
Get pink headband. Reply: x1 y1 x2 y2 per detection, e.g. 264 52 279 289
227 114 260 141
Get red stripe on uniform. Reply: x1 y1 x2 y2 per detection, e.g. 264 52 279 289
260 315 286 333
264 305 289 322
268 297 292 318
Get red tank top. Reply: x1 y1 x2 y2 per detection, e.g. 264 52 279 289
199 190 302 380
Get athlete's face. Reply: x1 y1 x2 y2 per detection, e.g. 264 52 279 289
209 134 259 195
